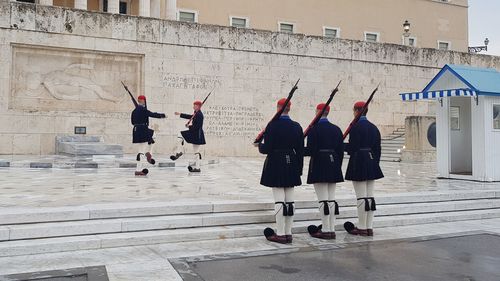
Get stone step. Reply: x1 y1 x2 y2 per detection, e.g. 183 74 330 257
1 198 500 241
1 208 500 257
382 139 405 144
1 191 497 225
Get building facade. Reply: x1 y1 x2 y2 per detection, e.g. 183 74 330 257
0 0 493 156
16 0 469 51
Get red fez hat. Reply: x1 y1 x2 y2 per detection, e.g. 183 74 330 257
277 98 291 108
193 100 202 106
354 101 366 109
138 95 146 101
316 103 330 112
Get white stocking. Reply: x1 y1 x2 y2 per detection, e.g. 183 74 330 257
353 181 368 230
174 133 185 155
135 142 149 172
314 183 330 232
284 188 295 235
366 180 375 229
192 144 201 169
272 188 286 236
327 183 337 232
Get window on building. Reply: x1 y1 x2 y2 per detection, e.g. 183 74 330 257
102 0 108 12
365 32 379 43
179 11 197 23
119 1 127 14
231 17 248 28
493 105 500 130
279 23 294 34
323 27 339 39
408 37 416 47
450 106 460 130
438 41 450 51
17 0 35 3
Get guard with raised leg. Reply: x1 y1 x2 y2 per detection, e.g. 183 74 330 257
171 100 207 173
305 103 344 240
343 100 384 237
122 82 166 176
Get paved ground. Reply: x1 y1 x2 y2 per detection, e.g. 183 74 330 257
1 219 500 281
180 233 500 281
0 157 498 208
1 157 500 280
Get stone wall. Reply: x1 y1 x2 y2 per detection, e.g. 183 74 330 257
1 2 499 156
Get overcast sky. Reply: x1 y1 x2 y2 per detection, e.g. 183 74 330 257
468 0 500 56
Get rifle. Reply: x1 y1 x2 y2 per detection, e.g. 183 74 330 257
186 90 213 127
342 83 380 140
303 81 342 137
121 81 140 107
253 79 300 144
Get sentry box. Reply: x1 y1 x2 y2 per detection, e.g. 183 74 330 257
400 64 500 182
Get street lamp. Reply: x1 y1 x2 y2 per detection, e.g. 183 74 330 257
469 38 489 53
403 20 411 35
403 20 411 46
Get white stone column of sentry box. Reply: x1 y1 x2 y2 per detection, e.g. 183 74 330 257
165 0 176 20
151 0 160 18
108 0 119 13
39 0 54 6
74 0 87 10
139 0 151 17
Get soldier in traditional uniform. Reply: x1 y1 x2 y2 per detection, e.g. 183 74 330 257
130 95 166 176
305 103 344 240
344 101 384 236
258 98 304 244
170 100 206 173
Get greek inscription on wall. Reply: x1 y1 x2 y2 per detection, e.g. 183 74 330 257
162 74 222 90
204 105 265 137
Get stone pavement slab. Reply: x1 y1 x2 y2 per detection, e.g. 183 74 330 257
0 157 499 208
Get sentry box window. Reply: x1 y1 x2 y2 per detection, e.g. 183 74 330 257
74 126 87 135
494 104 500 130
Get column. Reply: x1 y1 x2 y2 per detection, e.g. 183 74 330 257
74 0 87 10
108 0 119 14
39 0 53 6
139 0 150 17
151 0 160 18
165 0 176 20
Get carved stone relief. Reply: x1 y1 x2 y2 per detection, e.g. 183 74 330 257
10 44 143 112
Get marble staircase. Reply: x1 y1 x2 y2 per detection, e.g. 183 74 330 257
380 127 405 162
1 190 500 257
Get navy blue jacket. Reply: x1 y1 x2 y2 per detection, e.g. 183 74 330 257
259 116 304 188
305 118 344 184
130 103 165 144
345 117 384 181
180 111 206 145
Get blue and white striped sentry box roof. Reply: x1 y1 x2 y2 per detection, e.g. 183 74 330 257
399 64 500 101
400 89 477 101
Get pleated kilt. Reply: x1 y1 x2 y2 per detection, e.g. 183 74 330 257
345 148 384 181
307 150 344 184
132 124 154 144
260 149 302 188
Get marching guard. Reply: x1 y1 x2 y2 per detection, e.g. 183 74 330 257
126 89 166 176
305 103 344 239
258 98 304 244
344 101 384 236
171 100 206 173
